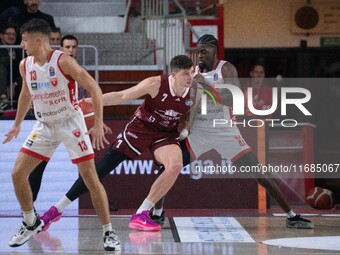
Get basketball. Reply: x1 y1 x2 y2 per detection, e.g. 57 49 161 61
306 187 334 210
79 99 95 129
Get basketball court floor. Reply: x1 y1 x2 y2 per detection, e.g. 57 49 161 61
0 208 339 255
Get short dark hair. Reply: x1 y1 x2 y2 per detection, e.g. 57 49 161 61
197 34 218 48
50 27 61 34
61 35 78 47
0 22 19 35
170 55 192 71
250 62 266 72
20 19 51 36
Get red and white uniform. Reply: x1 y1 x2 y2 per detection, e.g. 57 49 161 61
188 61 251 162
112 74 193 159
21 50 94 163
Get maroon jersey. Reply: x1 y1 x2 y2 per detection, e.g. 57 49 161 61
134 74 193 132
111 74 194 159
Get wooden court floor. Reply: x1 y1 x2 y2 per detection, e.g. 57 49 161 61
0 208 339 255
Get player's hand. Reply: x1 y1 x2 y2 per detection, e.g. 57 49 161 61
87 123 109 150
193 73 205 84
103 122 112 134
2 126 20 144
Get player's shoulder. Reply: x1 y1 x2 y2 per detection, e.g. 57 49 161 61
19 57 27 66
143 75 162 88
138 75 162 97
151 75 162 83
57 51 77 66
221 60 236 70
221 60 238 77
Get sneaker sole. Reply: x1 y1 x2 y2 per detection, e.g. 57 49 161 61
9 222 44 247
128 223 161 231
286 222 314 229
104 243 121 251
104 246 116 251
152 219 165 226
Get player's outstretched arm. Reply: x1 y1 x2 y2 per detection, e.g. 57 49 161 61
102 76 161 106
3 60 32 144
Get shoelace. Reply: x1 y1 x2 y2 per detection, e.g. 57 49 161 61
16 226 25 236
43 209 55 220
105 232 119 244
140 212 154 223
13 225 28 239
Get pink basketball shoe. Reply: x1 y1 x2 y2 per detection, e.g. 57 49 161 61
129 210 161 231
39 206 62 231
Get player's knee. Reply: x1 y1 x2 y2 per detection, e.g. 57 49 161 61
165 162 183 175
81 172 100 190
86 179 103 193
11 170 23 184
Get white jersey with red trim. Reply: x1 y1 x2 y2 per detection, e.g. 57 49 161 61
189 60 251 161
25 50 80 123
192 60 235 130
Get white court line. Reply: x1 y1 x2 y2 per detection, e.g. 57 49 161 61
263 236 340 251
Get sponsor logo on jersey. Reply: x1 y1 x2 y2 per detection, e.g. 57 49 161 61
36 107 67 119
26 140 33 147
190 88 196 97
50 77 58 87
30 133 39 140
127 131 138 139
117 133 122 139
160 120 170 126
32 81 52 90
31 89 66 101
49 66 55 76
72 129 81 138
164 109 180 117
31 83 38 90
213 72 219 81
41 107 67 117
185 99 193 106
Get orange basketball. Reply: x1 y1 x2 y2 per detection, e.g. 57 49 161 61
79 99 95 129
306 187 334 210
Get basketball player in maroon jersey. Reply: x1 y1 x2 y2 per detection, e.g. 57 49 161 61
151 34 313 229
40 55 195 231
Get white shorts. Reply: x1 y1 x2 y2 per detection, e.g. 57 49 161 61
187 127 251 163
21 113 94 164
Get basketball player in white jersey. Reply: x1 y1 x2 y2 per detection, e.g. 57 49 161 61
2 19 119 250
151 34 313 229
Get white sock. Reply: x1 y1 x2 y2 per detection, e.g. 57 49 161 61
136 199 154 214
23 210 36 225
153 208 163 216
102 223 113 235
286 210 296 218
55 195 72 212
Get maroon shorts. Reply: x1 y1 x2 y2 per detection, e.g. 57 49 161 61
111 117 180 160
